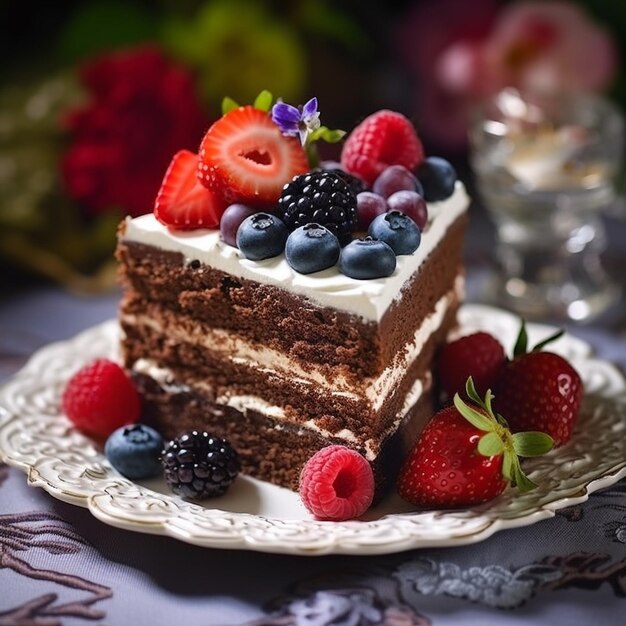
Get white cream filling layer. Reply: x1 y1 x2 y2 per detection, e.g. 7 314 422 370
121 182 468 321
123 274 462 412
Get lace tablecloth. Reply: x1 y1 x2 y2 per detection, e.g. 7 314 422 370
1 284 625 626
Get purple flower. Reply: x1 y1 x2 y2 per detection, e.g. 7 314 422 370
271 97 320 145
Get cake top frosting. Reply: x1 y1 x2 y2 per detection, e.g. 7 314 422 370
124 91 469 320
122 181 468 321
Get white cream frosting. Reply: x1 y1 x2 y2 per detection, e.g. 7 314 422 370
121 181 468 321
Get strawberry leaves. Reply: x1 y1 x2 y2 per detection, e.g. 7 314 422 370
513 319 565 357
454 377 555 493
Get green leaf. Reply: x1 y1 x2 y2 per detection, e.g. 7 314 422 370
510 459 537 492
513 319 529 357
502 451 514 482
453 394 495 432
477 432 504 456
253 90 273 112
308 126 346 144
465 377 482 406
531 329 565 352
512 432 554 457
221 96 239 115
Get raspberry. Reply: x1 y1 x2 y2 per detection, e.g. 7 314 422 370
437 332 506 399
61 359 140 439
341 110 424 186
299 445 374 520
161 431 240 499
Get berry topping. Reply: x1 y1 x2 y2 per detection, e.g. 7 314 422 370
437 332 506 399
356 191 388 231
325 168 369 196
386 190 428 229
339 237 396 279
340 110 424 186
220 203 257 247
368 211 421 255
61 359 140 439
105 424 163 480
285 223 341 274
493 322 582 446
161 430 240 499
277 171 357 245
236 212 288 260
416 156 457 202
372 165 423 199
397 380 554 508
198 105 309 207
154 150 224 230
299 445 375 520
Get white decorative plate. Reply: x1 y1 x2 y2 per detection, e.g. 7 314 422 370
0 304 625 555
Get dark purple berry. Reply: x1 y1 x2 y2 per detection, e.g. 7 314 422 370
416 157 457 201
161 430 240 499
277 171 357 245
339 237 396 279
368 211 421 255
356 192 388 231
387 191 428 229
285 223 341 274
236 213 288 260
372 165 423 199
220 203 257 247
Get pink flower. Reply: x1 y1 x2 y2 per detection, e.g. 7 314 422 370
450 1 618 96
62 47 209 217
398 1 618 151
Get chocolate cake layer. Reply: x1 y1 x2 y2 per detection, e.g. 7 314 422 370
136 369 435 497
117 214 467 381
123 286 460 450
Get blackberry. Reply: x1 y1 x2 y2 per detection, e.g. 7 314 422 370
277 171 357 245
161 431 240 499
325 168 369 196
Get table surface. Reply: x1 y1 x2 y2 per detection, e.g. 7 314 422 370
1 214 626 625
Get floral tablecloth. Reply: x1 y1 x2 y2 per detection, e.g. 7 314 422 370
1 285 625 626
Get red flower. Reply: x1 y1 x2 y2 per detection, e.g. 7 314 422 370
62 47 209 217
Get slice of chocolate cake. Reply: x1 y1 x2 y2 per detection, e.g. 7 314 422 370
115 100 470 503
116 180 469 498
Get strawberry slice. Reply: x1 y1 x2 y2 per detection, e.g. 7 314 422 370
154 150 224 230
198 106 309 206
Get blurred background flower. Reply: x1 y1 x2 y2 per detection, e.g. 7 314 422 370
0 0 624 293
397 0 621 152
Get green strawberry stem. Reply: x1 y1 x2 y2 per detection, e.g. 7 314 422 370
454 377 555 493
513 319 565 358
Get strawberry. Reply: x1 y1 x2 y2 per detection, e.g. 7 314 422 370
154 150 224 230
437 331 506 400
397 378 554 508
340 110 424 186
493 322 583 446
198 106 309 206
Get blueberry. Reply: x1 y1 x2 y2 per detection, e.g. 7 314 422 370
105 424 163 479
416 157 457 202
285 223 341 274
236 213 288 260
339 237 396 279
368 211 421 255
